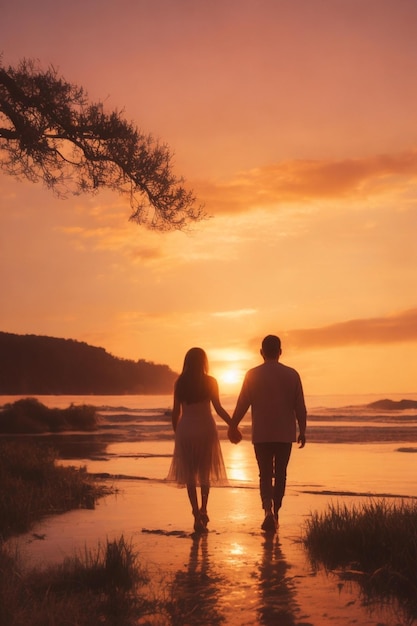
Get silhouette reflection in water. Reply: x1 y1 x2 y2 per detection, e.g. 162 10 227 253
168 531 300 625
170 533 226 625
257 533 299 625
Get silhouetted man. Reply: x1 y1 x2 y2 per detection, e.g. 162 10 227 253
228 335 307 532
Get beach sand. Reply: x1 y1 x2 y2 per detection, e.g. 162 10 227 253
13 468 408 626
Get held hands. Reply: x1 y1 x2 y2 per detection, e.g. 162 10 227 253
228 424 242 444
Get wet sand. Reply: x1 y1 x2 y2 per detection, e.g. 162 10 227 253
3 394 417 623
13 473 409 626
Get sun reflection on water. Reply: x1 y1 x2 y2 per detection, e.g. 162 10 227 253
227 442 250 483
230 542 244 557
229 542 244 557
227 542 245 566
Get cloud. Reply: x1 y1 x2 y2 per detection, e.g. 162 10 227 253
246 309 417 353
212 309 257 318
284 309 417 349
195 150 417 215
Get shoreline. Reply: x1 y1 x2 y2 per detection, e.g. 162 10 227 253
3 394 417 625
12 478 410 625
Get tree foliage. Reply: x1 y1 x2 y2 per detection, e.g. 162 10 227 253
0 58 204 230
0 331 178 394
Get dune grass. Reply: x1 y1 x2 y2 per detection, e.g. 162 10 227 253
0 535 169 626
0 397 99 433
0 440 110 539
0 439 178 625
303 498 417 620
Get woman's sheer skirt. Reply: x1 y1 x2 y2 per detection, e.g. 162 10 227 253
167 425 228 487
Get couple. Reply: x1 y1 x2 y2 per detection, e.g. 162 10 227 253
167 335 307 534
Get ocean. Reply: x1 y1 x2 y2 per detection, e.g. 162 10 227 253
2 392 417 498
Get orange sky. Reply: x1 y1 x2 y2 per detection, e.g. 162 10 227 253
1 0 417 395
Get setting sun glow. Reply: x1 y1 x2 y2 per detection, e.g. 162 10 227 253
1 2 417 395
219 368 242 386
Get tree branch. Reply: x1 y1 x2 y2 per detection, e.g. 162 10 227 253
0 59 204 230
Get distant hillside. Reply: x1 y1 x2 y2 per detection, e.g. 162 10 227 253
0 332 178 394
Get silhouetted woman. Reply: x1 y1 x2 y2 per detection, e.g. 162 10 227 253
167 347 231 532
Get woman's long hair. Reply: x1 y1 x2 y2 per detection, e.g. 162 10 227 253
175 347 211 403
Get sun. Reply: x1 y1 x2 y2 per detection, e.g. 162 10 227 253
209 349 250 390
219 368 241 386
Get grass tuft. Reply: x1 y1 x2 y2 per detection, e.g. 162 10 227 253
0 440 110 539
0 438 178 625
303 498 417 620
0 536 162 626
0 398 99 434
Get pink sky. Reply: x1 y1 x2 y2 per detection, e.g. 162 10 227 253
1 0 417 395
